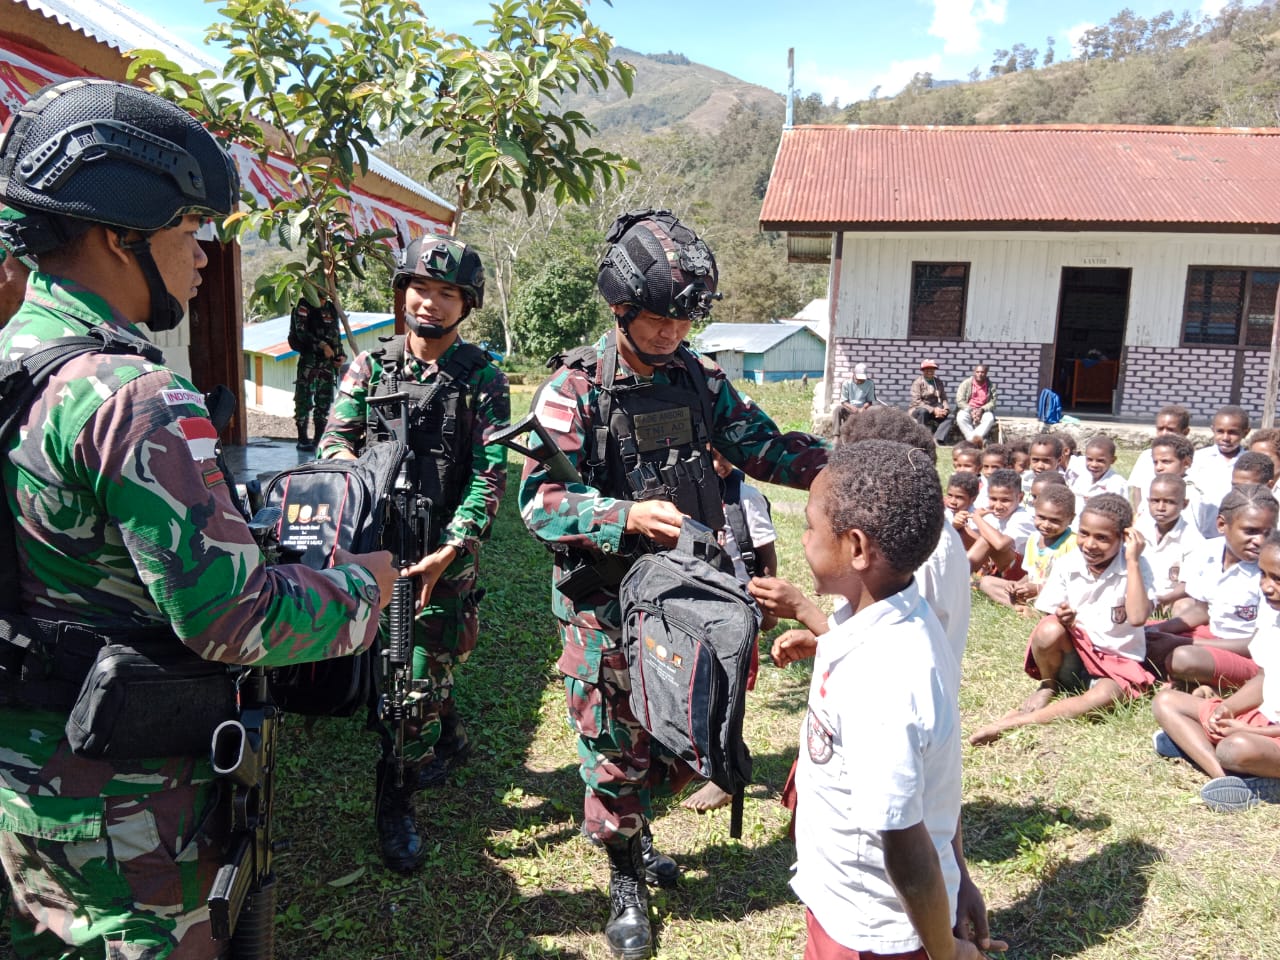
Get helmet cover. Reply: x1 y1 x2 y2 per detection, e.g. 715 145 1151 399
392 234 485 310
0 79 238 257
597 209 719 322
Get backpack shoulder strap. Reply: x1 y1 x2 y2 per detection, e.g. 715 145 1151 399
677 345 716 441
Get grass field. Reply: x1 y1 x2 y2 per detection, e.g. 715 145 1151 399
260 380 1280 959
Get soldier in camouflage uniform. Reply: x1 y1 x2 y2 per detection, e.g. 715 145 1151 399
518 209 829 959
288 296 343 450
0 79 398 959
318 234 509 873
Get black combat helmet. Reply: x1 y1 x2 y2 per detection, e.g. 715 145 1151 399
392 234 485 340
0 78 239 330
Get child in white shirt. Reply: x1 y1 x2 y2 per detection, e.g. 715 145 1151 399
1190 405 1250 512
967 469 1037 577
1152 529 1280 812
1134 474 1204 614
1071 435 1128 520
971 493 1156 746
789 438 1001 959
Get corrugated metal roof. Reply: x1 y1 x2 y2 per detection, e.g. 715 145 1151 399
760 124 1280 232
694 322 819 354
11 0 454 214
243 311 394 359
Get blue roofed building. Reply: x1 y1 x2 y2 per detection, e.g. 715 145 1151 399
693 321 826 383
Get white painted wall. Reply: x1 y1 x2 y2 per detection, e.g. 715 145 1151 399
833 230 1280 348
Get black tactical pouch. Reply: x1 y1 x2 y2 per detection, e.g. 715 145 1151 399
65 641 237 760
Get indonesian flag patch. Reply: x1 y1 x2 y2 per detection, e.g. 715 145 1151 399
534 393 576 434
178 417 219 461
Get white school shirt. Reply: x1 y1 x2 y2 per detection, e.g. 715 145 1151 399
791 581 961 954
1181 477 1220 539
1190 445 1241 514
719 481 777 583
1183 537 1263 642
1071 468 1129 520
914 522 971 662
1133 514 1203 595
1252 608 1280 723
987 506 1037 557
1035 548 1156 660
1128 448 1155 509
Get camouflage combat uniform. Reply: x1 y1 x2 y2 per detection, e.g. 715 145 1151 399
0 273 386 959
519 335 828 844
289 299 343 428
319 337 509 760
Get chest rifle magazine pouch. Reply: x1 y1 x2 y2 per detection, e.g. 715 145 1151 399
65 640 237 760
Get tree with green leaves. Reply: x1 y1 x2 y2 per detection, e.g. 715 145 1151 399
128 0 635 349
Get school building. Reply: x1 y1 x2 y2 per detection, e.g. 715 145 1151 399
1 0 454 442
760 124 1280 422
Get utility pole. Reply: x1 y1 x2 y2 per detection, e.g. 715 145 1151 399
1265 287 1280 428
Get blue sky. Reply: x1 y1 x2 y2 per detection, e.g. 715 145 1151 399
128 0 1229 105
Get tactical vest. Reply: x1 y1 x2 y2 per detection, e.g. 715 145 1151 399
369 337 489 531
558 331 724 533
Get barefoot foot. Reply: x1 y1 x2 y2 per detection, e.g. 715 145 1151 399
1017 685 1056 714
970 723 1006 746
681 782 733 813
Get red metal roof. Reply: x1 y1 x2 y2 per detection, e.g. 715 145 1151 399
759 124 1280 233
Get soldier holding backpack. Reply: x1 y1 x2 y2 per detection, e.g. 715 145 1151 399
318 235 510 874
517 209 828 960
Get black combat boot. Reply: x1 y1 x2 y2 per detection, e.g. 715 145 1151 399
603 833 652 959
639 821 679 889
375 759 425 874
294 420 315 451
415 701 472 789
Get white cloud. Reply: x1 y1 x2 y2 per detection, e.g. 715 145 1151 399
1199 0 1226 16
796 54 944 106
928 0 1008 57
1064 20 1095 59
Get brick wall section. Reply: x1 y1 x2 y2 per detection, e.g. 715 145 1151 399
834 338 1045 415
1122 346 1261 423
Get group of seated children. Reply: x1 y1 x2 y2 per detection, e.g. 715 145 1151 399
965 403 1280 813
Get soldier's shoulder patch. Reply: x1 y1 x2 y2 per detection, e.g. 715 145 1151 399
202 465 225 489
534 391 576 434
160 388 207 410
177 417 218 460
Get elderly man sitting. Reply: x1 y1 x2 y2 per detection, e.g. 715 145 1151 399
832 362 876 433
955 363 998 445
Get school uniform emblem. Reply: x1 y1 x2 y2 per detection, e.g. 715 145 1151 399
1236 605 1258 622
1111 604 1127 624
806 708 834 765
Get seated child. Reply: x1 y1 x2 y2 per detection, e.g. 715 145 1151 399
951 441 981 479
789 438 1002 959
1247 428 1280 492
1009 439 1031 488
1134 474 1204 615
1059 432 1086 488
1029 434 1064 478
1233 450 1276 491
1128 405 1192 512
1026 469 1067 507
972 443 1009 510
970 493 1156 746
980 482 1076 609
1190 404 1250 510
1147 433 1217 537
967 468 1037 577
1151 529 1280 813
684 448 779 813
1146 485 1279 692
945 470 980 531
1070 435 1128 519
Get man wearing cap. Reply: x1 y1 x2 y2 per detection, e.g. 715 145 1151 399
909 358 954 443
833 362 877 434
519 208 828 958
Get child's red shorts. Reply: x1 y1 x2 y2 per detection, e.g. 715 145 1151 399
1146 621 1260 686
804 910 928 960
1197 698 1279 744
1025 616 1155 698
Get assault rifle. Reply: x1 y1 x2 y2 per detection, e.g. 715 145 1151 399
491 413 630 599
367 391 437 787
207 505 284 958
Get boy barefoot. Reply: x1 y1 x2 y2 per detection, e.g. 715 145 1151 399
791 439 1004 959
1151 530 1280 812
970 494 1156 746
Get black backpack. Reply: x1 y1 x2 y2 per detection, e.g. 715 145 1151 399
619 520 760 837
261 440 407 716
